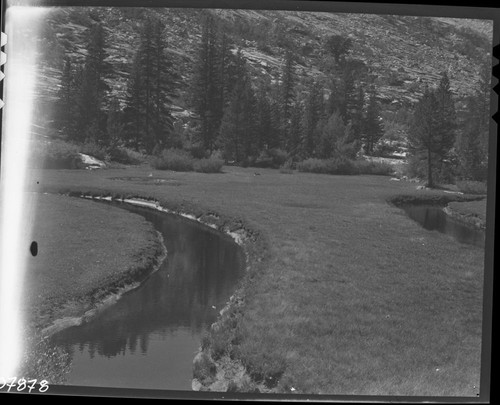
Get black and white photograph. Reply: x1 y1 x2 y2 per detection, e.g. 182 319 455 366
0 0 497 401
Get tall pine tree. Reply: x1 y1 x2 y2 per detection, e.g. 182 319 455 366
289 101 304 157
54 56 79 140
433 71 456 180
123 60 146 150
362 86 384 155
280 50 296 150
315 111 358 159
455 62 490 181
255 82 274 151
302 80 325 157
218 56 257 163
123 13 179 153
74 17 112 144
191 12 224 154
408 86 452 187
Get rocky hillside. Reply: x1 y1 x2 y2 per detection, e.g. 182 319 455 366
25 6 493 125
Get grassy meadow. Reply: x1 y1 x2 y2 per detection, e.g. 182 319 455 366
25 164 487 396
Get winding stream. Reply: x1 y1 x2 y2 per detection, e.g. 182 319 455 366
401 204 485 248
50 203 245 390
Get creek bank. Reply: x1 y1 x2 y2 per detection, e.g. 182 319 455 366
387 192 487 230
20 193 168 382
444 201 487 230
22 237 167 383
39 238 167 338
26 193 168 337
57 190 270 393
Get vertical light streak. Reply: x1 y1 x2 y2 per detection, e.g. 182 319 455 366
0 6 45 378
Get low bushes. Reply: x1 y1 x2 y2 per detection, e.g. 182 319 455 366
193 158 224 173
297 157 394 176
30 139 150 169
279 160 294 174
297 158 353 174
31 140 82 169
253 149 288 169
79 141 109 162
32 142 223 172
107 146 147 165
151 148 224 173
150 148 194 171
237 346 287 389
192 351 217 385
456 180 487 195
354 160 394 176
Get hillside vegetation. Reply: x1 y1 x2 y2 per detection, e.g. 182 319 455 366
24 6 492 184
33 8 492 106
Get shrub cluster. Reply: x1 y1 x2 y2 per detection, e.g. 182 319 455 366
456 180 487 195
192 351 217 385
237 346 287 389
297 157 350 174
150 148 224 173
193 158 224 173
252 148 288 169
297 157 394 176
30 139 149 169
279 160 294 174
107 146 147 165
150 148 194 171
354 160 394 176
31 140 82 169
79 141 109 161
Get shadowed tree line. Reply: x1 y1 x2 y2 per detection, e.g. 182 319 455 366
46 8 490 184
408 64 490 186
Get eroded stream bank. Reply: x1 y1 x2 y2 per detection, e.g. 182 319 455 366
388 193 487 248
401 204 485 248
49 200 246 390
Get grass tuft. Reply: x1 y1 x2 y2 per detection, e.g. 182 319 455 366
297 158 394 176
30 140 82 169
150 148 194 171
193 351 217 384
108 146 147 165
239 349 287 388
193 158 224 173
456 180 487 195
354 160 395 176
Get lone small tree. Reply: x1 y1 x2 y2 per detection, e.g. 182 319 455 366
433 71 457 180
73 18 112 144
409 88 438 187
302 79 324 157
408 80 456 188
325 35 352 65
455 61 490 181
123 13 179 153
362 86 384 155
280 50 296 148
218 55 257 164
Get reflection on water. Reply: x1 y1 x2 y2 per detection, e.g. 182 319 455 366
401 205 485 248
51 204 245 390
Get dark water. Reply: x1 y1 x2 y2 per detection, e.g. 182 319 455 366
401 205 485 248
50 203 245 390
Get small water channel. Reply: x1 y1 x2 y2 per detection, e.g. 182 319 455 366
50 202 245 391
401 204 485 248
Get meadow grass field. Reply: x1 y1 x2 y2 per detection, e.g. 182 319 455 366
25 164 487 396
